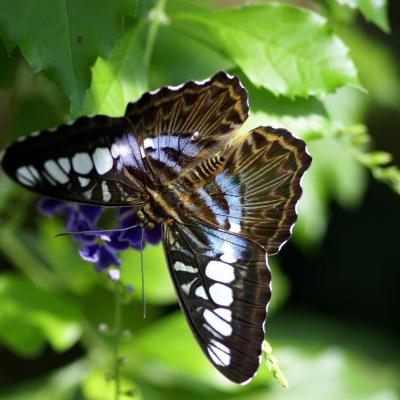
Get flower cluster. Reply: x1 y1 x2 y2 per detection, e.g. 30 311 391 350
38 199 161 272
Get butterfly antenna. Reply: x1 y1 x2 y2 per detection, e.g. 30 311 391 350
54 224 140 237
140 228 146 319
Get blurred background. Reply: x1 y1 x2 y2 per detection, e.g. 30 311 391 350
0 0 399 399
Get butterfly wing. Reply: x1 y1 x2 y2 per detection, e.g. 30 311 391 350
163 218 271 384
125 71 248 183
1 72 248 206
1 116 149 206
189 126 312 254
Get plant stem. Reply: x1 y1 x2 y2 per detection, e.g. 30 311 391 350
144 0 168 67
113 281 122 400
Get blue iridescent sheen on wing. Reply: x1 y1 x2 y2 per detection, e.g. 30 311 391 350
188 126 312 254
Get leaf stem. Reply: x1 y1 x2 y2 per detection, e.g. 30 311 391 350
112 281 122 400
144 0 168 67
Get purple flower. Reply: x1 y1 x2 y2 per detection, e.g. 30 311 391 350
38 198 162 273
117 208 162 249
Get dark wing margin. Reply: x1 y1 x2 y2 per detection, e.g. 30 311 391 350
162 218 271 384
1 116 148 206
124 71 249 183
192 126 312 254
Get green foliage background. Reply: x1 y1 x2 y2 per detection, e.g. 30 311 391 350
0 0 399 399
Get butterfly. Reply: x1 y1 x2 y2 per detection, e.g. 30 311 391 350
1 71 311 384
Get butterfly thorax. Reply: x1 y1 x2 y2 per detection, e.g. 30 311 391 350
137 154 226 229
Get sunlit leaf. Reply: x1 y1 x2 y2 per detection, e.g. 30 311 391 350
335 0 390 33
149 24 232 88
82 369 141 400
170 3 361 97
120 244 176 305
78 25 148 117
237 72 339 141
335 27 400 108
0 0 137 106
125 311 229 388
0 274 83 355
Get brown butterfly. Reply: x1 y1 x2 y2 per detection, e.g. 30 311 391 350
1 71 311 383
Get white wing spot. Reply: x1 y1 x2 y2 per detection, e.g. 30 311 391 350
111 143 120 158
181 278 196 296
93 147 113 175
82 188 93 200
79 177 90 187
220 241 238 263
214 308 232 322
44 160 69 184
205 261 235 283
102 181 111 202
16 166 35 187
143 137 155 149
173 261 198 273
207 339 231 366
72 153 93 174
58 157 71 173
204 309 232 336
209 283 233 306
229 222 241 233
43 171 57 186
28 166 41 182
195 286 208 300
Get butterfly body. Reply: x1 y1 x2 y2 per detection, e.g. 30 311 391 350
1 72 311 384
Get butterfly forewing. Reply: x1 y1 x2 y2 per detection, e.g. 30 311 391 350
1 72 249 208
125 71 249 183
1 115 150 206
163 218 271 384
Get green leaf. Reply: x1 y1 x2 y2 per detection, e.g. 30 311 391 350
170 3 361 97
82 369 141 400
294 137 367 247
120 244 176 305
78 25 148 117
37 218 98 295
335 0 390 33
126 312 226 387
335 27 400 108
0 0 137 106
268 258 291 315
0 274 83 356
267 311 400 400
236 71 340 141
149 25 232 89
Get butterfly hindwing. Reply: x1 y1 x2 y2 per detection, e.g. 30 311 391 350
189 126 311 254
163 218 271 384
